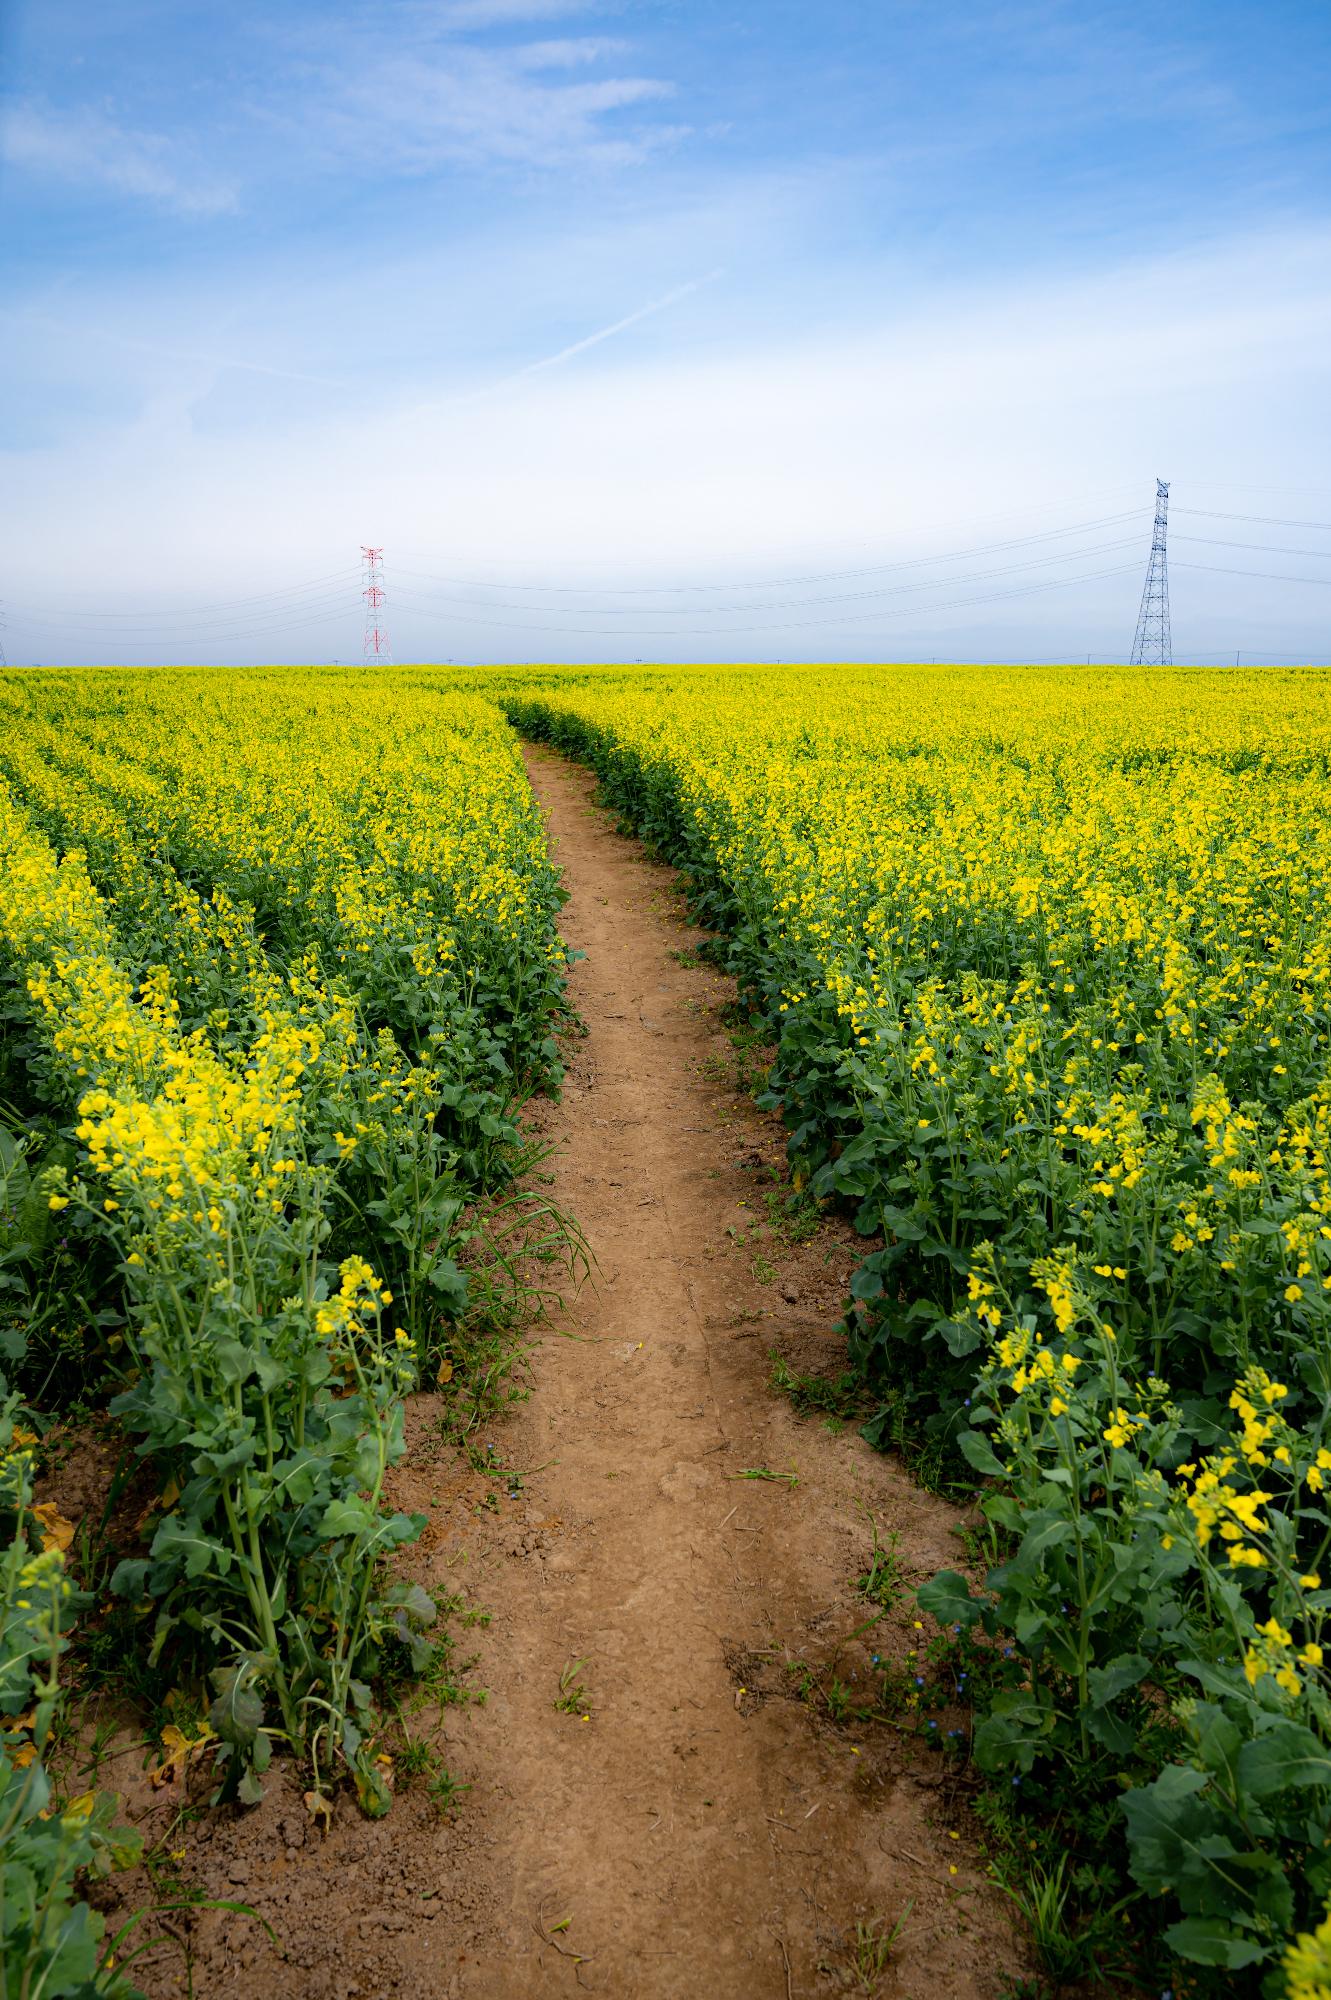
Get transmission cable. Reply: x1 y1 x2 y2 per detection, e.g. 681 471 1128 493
1172 508 1331 532
1174 535 1331 559
388 560 1142 639
392 509 1145 597
10 598 361 643
391 538 1142 620
11 573 363 625
1173 561 1331 588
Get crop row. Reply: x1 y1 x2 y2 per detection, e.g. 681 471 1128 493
0 671 568 1993
506 664 1331 1992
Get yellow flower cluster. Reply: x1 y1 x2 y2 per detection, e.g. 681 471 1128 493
315 1255 395 1339
1286 1898 1331 2000
1229 1367 1292 1467
0 788 311 1251
1243 1613 1323 1698
1178 1454 1273 1564
1103 1406 1148 1449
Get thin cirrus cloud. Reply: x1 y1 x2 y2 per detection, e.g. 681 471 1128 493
0 98 236 215
508 37 630 70
287 39 684 173
3 5 683 217
428 0 601 24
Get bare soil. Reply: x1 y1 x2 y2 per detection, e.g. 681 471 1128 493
89 747 1026 2000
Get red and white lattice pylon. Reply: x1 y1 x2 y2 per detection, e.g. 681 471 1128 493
360 546 392 665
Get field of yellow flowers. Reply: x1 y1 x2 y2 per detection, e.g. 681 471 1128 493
508 663 1331 1990
0 669 568 1990
4 661 1331 1996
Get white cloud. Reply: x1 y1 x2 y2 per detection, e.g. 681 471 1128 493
429 0 594 24
5 224 1330 664
258 2 683 175
0 99 236 216
294 39 682 172
508 37 628 71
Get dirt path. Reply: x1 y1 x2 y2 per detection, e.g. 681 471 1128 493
118 748 1024 1999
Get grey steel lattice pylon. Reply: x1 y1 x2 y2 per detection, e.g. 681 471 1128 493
1129 479 1172 666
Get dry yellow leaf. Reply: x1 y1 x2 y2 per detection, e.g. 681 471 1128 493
149 1722 215 1789
31 1502 76 1554
135 1475 181 1536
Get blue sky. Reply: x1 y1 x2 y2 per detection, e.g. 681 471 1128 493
3 0 1331 664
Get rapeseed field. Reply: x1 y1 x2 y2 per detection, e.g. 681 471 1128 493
509 663 1331 1988
0 670 568 1991
5 661 1331 1994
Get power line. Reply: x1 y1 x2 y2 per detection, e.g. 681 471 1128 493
9 600 358 644
1174 559 1331 587
390 560 1143 639
10 596 358 640
6 483 1331 664
1173 507 1331 531
11 571 362 622
392 509 1145 597
391 538 1142 619
1186 479 1331 503
1175 535 1331 559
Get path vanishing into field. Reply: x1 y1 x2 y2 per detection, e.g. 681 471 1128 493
130 748 1025 2000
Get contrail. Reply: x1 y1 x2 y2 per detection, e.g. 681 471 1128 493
507 269 724 382
410 268 725 419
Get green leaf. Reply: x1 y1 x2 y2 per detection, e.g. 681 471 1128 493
1086 1652 1150 1708
957 1428 1006 1478
849 1261 887 1302
378 1510 426 1551
208 1337 256 1386
939 1317 983 1358
1191 1704 1242 1790
150 1515 234 1580
109 1557 150 1598
254 1353 288 1395
426 1257 469 1311
319 1496 375 1540
1163 1915 1266 1970
1119 1763 1212 1895
973 1688 1056 1773
189 1434 258 1479
209 1654 272 1750
386 1581 437 1628
1085 1704 1137 1754
916 1570 983 1630
1008 1517 1073 1570
1235 1720 1331 1799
